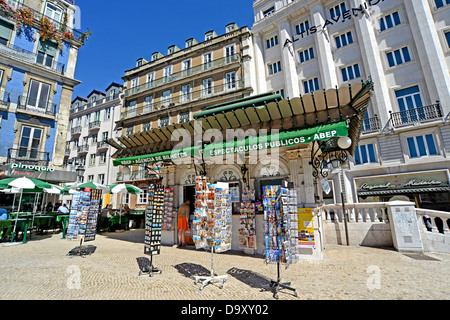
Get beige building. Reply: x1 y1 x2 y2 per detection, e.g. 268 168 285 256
114 23 254 211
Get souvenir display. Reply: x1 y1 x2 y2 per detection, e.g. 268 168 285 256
263 184 298 266
163 187 174 231
144 184 164 255
239 189 256 250
192 177 232 253
67 190 101 242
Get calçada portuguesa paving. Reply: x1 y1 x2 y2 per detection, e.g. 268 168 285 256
0 229 448 300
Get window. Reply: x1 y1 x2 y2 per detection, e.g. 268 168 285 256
407 134 438 158
37 40 58 68
27 80 51 110
160 116 169 128
295 20 310 35
445 30 450 49
329 2 347 19
99 152 107 164
266 35 279 49
142 122 151 131
18 126 42 159
379 11 401 32
205 31 215 41
341 63 361 82
144 96 153 113
98 174 105 185
126 126 134 136
138 188 148 204
202 78 213 96
89 154 96 166
386 46 411 67
162 90 171 106
225 72 237 89
147 72 155 83
273 89 285 98
88 175 94 182
185 39 194 48
299 47 314 63
128 100 137 117
303 77 320 94
268 61 282 75
263 6 275 17
0 19 14 45
104 107 111 120
335 31 354 49
395 86 423 112
0 114 3 129
354 143 377 165
181 84 191 102
130 78 138 88
203 52 212 70
179 111 190 124
435 0 450 8
164 66 172 78
182 59 191 71
91 134 98 146
102 132 109 142
44 3 63 23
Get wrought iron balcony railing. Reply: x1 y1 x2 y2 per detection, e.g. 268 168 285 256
0 42 65 74
1 0 87 43
121 79 245 120
88 120 101 130
71 126 82 135
124 54 240 97
390 103 443 127
361 115 381 133
97 141 109 149
17 96 57 117
77 144 89 153
7 148 50 167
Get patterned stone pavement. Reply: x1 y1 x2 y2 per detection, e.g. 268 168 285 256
0 229 449 301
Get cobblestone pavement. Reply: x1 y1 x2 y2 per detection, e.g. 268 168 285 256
0 229 449 300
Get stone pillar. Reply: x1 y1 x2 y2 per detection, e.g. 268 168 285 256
350 0 397 125
252 32 267 94
310 3 338 89
286 149 301 205
298 148 315 207
404 0 450 113
278 19 300 99
52 84 74 168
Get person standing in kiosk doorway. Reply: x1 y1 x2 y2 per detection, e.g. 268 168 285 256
177 199 190 247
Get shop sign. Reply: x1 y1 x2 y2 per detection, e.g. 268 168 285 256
357 171 448 192
9 163 55 172
284 0 385 46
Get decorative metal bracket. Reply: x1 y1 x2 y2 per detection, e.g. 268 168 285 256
310 139 349 179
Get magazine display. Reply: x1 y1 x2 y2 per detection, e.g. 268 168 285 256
193 176 232 253
239 189 256 249
163 187 174 231
144 184 164 255
263 184 298 266
67 190 101 242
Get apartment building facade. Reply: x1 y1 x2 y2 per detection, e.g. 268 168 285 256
64 82 122 192
115 23 254 211
251 0 450 212
0 0 87 185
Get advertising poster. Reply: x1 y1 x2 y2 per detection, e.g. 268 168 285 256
298 208 315 247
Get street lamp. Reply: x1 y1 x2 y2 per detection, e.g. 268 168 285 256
76 166 85 178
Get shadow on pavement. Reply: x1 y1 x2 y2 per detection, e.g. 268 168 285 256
173 262 213 279
226 267 271 288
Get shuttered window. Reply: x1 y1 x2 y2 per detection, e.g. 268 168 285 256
0 19 14 45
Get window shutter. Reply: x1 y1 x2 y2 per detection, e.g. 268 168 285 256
38 40 58 56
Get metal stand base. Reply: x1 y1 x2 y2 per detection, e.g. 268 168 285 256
194 274 227 291
261 262 297 299
137 256 162 278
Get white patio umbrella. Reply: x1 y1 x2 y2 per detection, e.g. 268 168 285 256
108 184 143 226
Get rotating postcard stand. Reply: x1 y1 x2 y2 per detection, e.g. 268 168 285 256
260 184 298 299
66 189 102 258
193 177 232 291
139 184 164 277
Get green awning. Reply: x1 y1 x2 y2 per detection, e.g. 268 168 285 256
203 121 348 158
113 121 348 166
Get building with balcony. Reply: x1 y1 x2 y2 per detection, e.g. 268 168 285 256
64 83 122 190
251 0 450 211
0 0 88 185
113 23 254 210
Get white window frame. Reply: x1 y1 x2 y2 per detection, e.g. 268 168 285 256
162 90 171 106
225 71 237 90
340 63 362 82
302 77 320 94
295 20 310 35
268 61 282 75
202 78 213 97
159 115 170 128
298 47 315 64
379 10 402 32
334 30 354 49
386 46 412 68
44 2 63 23
266 35 279 49
27 79 51 110
181 84 191 102
329 2 347 19
138 188 148 204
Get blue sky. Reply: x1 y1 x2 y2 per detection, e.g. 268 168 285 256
72 0 255 99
